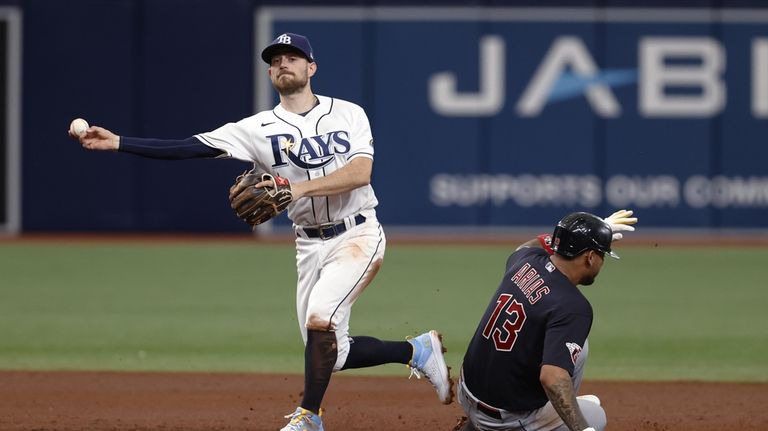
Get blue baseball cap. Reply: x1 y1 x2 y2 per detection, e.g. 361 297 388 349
261 33 315 64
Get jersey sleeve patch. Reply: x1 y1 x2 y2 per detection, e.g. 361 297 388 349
542 311 591 375
565 342 583 365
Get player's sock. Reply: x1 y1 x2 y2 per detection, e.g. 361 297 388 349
300 329 337 414
340 336 412 370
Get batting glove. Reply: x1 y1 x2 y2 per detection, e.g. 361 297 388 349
603 209 637 241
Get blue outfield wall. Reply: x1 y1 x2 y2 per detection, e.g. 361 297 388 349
4 0 768 233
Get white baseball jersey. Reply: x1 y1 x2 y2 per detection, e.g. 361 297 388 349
195 95 378 226
197 94 386 371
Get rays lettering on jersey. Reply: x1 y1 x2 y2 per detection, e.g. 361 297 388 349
268 131 351 169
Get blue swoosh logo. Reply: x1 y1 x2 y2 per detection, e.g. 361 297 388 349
547 69 638 104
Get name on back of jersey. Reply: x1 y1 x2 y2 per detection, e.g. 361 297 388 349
268 131 351 169
510 263 551 305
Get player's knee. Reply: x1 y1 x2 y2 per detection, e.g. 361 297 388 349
306 313 333 331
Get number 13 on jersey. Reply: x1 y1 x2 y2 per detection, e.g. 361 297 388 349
482 293 527 351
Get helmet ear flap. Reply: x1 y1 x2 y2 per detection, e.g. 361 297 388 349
551 225 577 257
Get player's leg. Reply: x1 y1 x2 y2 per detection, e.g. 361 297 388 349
340 331 454 404
569 340 606 429
571 339 589 393
318 222 451 403
340 336 412 369
301 329 337 411
527 396 605 431
519 340 606 431
294 238 322 346
322 222 452 403
298 220 387 416
571 339 607 431
279 232 327 431
575 396 606 431
307 219 386 365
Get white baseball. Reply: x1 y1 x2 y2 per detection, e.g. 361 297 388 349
69 118 89 136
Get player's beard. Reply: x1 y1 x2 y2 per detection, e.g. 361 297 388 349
273 71 309 96
580 270 600 286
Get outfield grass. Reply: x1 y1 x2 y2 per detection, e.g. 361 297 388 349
0 240 766 381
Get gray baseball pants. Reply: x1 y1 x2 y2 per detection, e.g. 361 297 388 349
457 340 606 431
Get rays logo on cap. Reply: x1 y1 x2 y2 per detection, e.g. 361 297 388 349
261 32 315 64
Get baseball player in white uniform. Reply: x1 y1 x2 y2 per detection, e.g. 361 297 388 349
70 32 452 431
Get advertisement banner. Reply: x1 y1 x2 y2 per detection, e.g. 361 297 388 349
257 7 768 228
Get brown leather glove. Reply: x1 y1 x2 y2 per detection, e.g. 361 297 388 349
228 169 292 227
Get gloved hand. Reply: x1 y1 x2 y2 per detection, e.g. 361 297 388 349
602 209 637 241
228 170 293 227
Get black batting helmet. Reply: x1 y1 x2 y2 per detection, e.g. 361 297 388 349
551 212 618 259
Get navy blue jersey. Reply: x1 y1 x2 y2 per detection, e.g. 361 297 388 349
462 246 593 411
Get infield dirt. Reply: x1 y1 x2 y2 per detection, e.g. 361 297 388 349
1 371 766 431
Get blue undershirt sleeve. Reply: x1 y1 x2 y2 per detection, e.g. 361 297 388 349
118 136 224 160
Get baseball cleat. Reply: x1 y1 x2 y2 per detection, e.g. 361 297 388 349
407 329 454 404
279 407 324 431
577 394 601 406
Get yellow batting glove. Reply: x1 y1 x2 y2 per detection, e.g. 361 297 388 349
603 209 638 241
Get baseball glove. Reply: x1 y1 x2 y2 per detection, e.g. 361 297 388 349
228 169 293 227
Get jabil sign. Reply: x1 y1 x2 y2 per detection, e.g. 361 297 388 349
429 35 768 119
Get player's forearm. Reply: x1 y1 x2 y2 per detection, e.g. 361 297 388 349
291 157 372 199
118 136 224 160
541 365 591 431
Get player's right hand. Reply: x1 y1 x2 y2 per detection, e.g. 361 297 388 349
603 209 637 241
72 126 120 151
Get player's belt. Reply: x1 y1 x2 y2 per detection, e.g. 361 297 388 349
300 214 366 240
476 401 503 420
